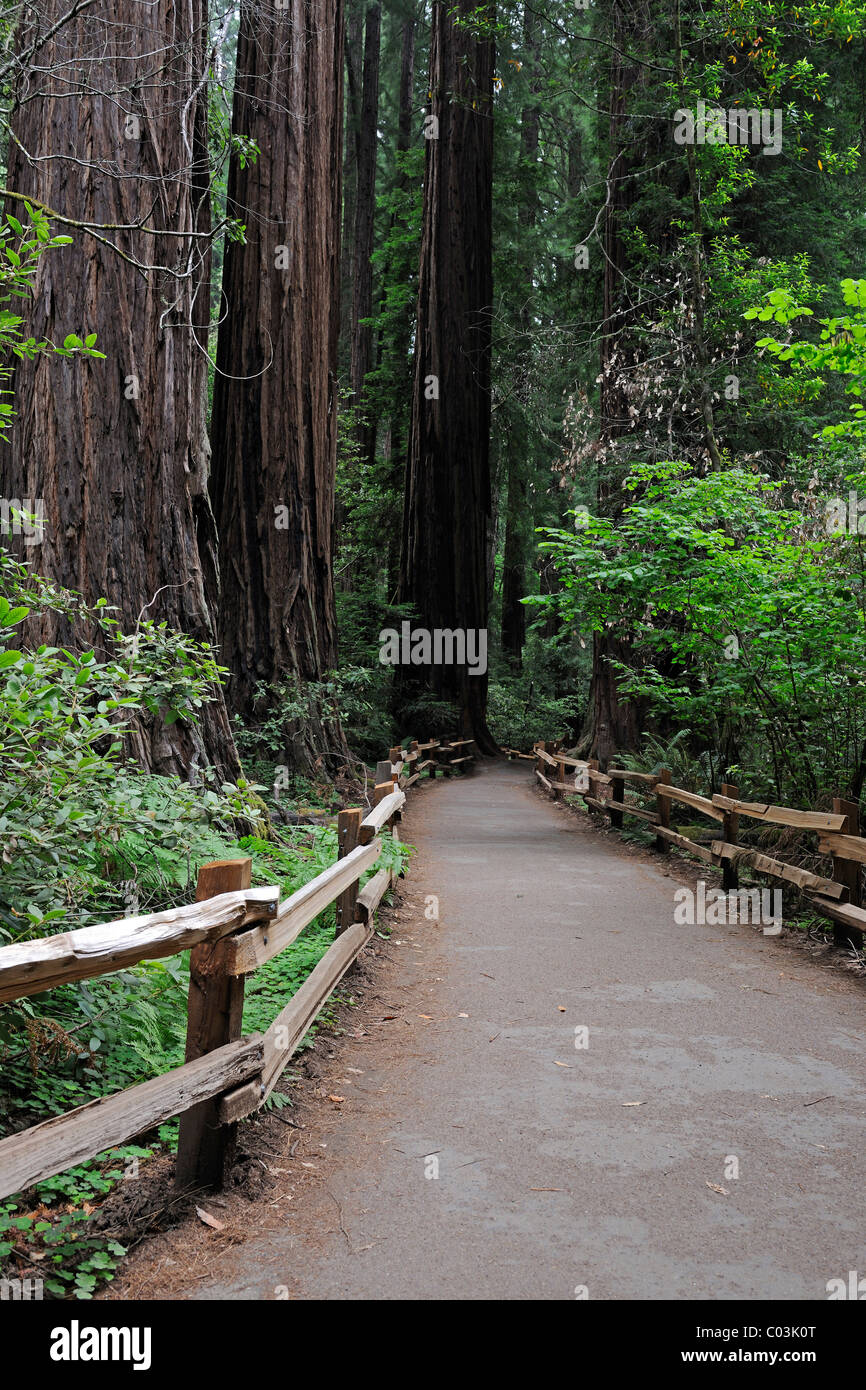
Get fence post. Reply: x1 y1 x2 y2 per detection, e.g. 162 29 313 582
370 779 399 844
335 808 363 936
832 797 861 949
586 758 599 816
721 782 740 893
375 758 393 785
555 756 566 800
374 779 396 809
610 769 625 831
655 769 671 852
175 857 251 1192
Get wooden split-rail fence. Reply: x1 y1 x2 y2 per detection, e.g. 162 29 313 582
532 740 865 950
0 736 476 1202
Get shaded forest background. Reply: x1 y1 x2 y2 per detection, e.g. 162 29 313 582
1 0 866 1294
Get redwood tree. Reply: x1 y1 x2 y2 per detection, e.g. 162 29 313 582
580 0 647 764
210 0 347 771
501 0 541 670
0 0 239 781
351 1 382 463
400 0 498 751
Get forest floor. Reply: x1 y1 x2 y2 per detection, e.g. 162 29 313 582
107 760 866 1301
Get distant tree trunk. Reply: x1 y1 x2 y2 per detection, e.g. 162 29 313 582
210 0 348 773
400 0 498 752
382 9 417 595
501 475 527 666
352 1 382 465
0 0 239 782
340 0 364 372
674 0 722 471
579 0 644 764
501 1 541 669
397 12 417 157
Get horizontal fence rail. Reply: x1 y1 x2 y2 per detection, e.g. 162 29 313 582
0 735 478 1200
531 740 866 951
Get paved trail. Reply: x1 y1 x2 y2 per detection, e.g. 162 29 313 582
191 761 866 1300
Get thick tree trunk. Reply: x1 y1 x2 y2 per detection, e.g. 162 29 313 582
210 0 347 773
399 0 498 752
351 1 382 466
0 0 239 783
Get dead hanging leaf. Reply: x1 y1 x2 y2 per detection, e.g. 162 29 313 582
554 1061 571 1068
195 1207 225 1231
622 1101 645 1107
705 1182 729 1197
328 1094 346 1104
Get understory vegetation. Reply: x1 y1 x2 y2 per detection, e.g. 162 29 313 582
0 528 407 1297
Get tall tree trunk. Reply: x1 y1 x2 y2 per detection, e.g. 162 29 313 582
210 0 347 773
501 1 541 669
0 0 239 782
400 0 498 752
674 0 722 471
501 473 527 666
579 0 645 764
383 9 417 595
340 0 364 371
351 1 382 466
397 11 418 158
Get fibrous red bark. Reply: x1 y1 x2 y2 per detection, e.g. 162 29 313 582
0 0 239 781
210 0 347 772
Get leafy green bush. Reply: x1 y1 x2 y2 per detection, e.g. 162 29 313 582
0 546 257 947
234 664 392 774
486 676 580 749
535 462 866 803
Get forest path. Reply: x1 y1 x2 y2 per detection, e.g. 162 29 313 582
189 760 865 1300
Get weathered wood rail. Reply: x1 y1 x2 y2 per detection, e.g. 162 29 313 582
532 741 865 950
0 735 476 1201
